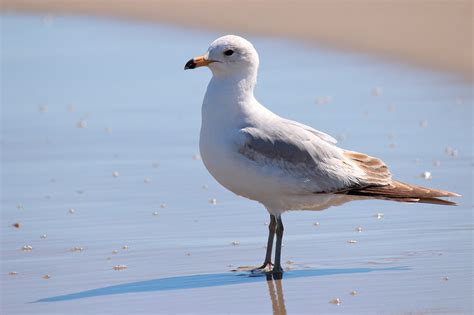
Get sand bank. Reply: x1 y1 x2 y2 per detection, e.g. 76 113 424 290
2 1 472 79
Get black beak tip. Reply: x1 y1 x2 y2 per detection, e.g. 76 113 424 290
184 59 196 70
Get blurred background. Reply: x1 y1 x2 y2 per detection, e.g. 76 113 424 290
3 0 472 80
1 1 472 314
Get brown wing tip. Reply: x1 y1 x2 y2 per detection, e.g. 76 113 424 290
418 198 458 206
437 190 461 198
394 180 461 199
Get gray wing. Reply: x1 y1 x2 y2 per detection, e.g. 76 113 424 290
237 120 366 193
282 119 338 145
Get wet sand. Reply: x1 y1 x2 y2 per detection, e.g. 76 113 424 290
2 0 472 80
1 14 473 315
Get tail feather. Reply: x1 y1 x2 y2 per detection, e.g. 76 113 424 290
343 180 460 205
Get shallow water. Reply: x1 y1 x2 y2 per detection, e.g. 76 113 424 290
1 14 472 314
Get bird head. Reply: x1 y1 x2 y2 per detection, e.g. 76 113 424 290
184 35 259 77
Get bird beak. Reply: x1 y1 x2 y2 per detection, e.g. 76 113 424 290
184 55 214 70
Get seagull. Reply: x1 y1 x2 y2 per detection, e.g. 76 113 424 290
184 35 459 276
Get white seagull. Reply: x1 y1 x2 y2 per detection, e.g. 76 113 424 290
184 35 459 276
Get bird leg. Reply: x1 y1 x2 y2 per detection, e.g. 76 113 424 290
273 216 284 275
251 214 277 272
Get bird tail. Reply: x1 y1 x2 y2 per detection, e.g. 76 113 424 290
344 180 460 206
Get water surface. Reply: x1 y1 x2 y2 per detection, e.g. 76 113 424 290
1 14 472 314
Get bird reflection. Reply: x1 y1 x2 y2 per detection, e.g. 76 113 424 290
266 273 287 315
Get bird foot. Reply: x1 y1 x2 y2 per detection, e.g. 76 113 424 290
250 262 273 273
271 265 284 275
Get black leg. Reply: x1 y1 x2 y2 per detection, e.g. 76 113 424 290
264 215 277 265
273 216 284 275
252 214 276 271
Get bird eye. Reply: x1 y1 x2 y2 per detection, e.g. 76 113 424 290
224 49 234 56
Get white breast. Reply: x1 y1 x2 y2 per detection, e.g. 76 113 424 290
199 105 311 206
199 112 259 200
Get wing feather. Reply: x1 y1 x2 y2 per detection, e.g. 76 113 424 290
237 120 364 193
282 119 338 144
343 150 391 186
235 117 459 202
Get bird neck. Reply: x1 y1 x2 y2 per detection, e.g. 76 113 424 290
201 72 262 130
205 71 257 108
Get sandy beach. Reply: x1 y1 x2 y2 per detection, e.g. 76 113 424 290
2 13 472 314
2 0 472 80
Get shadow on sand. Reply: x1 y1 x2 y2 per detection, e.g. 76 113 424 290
35 266 407 303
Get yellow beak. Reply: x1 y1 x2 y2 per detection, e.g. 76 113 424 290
184 55 214 70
